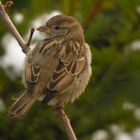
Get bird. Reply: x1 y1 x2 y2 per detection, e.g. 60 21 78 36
8 14 92 118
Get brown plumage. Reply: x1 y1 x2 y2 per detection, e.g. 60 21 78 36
8 15 92 118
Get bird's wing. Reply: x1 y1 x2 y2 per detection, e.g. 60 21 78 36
43 43 86 103
23 39 61 92
24 60 41 85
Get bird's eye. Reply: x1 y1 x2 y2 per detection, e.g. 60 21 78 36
54 25 60 30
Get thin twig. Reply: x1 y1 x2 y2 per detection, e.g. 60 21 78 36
26 28 35 47
56 102 77 140
0 1 30 54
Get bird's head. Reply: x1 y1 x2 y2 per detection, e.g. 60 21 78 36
37 15 85 41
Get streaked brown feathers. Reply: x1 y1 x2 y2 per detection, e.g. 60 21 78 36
8 15 92 118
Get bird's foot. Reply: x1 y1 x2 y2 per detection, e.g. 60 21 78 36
55 101 64 110
53 101 64 115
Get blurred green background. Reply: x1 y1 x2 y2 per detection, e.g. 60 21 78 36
0 0 140 140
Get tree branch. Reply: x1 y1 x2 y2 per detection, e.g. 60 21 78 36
56 102 77 140
26 28 35 47
0 1 30 54
0 1 77 140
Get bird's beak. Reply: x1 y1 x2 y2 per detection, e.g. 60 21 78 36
36 25 50 33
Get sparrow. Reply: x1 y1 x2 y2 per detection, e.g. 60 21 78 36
8 15 92 118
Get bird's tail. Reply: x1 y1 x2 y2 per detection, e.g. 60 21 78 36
8 90 37 118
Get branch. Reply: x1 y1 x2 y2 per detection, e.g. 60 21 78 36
26 28 35 47
0 1 30 54
56 102 77 140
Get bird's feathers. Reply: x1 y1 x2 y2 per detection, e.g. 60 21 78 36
8 90 37 118
8 15 92 118
24 61 40 84
43 41 86 103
